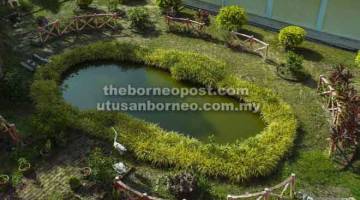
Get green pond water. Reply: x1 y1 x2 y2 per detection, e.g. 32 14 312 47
62 63 265 144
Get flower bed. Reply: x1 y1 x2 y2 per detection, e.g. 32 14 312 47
31 41 297 182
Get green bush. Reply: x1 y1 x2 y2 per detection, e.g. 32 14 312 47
31 41 297 182
69 177 82 191
146 49 227 87
76 0 93 8
156 0 182 12
107 0 119 12
355 51 360 67
278 26 306 48
88 148 115 185
216 6 247 32
128 8 152 31
286 51 304 76
11 171 23 187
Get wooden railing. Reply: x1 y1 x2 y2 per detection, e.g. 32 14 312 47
317 75 341 126
38 13 119 43
230 31 269 60
165 15 205 32
0 115 21 144
227 174 296 200
113 176 164 200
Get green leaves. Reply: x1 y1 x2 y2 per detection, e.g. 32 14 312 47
128 7 152 31
278 26 307 49
355 51 360 68
216 6 247 32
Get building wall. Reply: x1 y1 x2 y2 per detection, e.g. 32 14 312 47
184 0 360 49
322 0 360 40
271 0 320 29
226 0 267 16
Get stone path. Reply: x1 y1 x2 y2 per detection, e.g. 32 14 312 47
17 134 94 200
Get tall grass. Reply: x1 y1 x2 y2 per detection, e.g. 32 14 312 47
31 41 297 182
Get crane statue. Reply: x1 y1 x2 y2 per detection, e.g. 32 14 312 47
112 127 127 155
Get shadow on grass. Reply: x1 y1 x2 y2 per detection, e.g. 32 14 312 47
167 25 224 45
131 24 161 38
240 28 264 41
293 47 324 62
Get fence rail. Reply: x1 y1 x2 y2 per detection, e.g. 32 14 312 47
165 15 205 32
227 173 296 200
38 13 119 43
317 75 341 126
230 31 269 60
113 176 164 200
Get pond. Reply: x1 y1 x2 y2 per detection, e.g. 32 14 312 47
62 63 265 144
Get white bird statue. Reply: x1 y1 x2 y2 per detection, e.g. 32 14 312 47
112 127 127 155
113 162 127 175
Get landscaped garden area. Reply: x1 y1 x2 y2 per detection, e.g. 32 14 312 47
0 0 360 199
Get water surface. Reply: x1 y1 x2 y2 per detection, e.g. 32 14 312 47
62 63 265 144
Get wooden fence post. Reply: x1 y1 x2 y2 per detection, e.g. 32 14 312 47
264 188 270 200
290 173 296 198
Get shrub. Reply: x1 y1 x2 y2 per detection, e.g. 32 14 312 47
146 49 227 87
11 171 23 187
355 51 360 67
88 148 115 185
107 0 119 12
286 51 304 76
156 0 182 12
216 6 247 32
31 41 297 182
69 177 82 192
169 171 198 200
128 8 151 31
278 26 306 48
76 0 93 8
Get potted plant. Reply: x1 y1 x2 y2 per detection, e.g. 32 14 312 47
0 175 9 186
18 158 31 172
80 167 92 177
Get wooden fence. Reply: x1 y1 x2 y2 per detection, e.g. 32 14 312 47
0 115 21 144
230 31 269 60
227 174 296 200
113 176 164 200
317 75 341 126
165 15 205 32
317 74 357 161
38 13 119 43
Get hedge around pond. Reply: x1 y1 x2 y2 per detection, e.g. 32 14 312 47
31 41 297 182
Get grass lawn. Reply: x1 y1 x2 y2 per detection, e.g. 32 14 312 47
0 0 360 199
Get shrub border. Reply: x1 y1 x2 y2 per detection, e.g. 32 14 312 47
31 41 297 182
